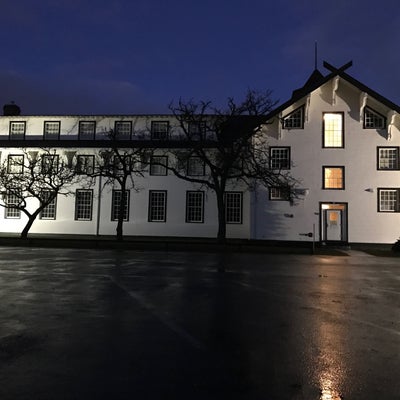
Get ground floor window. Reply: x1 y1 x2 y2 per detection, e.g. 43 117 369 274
111 190 130 221
75 189 93 220
40 191 57 220
148 191 167 222
186 191 204 223
4 190 21 219
225 192 242 224
378 189 400 212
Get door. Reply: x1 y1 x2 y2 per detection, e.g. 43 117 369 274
325 209 342 241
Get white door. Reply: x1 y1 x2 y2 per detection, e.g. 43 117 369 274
325 210 342 241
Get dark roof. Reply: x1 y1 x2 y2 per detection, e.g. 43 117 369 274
265 63 400 121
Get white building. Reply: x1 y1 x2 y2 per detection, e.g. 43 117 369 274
0 62 399 244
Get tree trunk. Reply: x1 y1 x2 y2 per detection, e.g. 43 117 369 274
216 190 226 243
116 179 127 241
20 211 40 239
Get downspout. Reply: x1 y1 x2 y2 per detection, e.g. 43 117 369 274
96 174 102 236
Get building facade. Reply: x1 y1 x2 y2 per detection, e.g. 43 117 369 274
0 62 399 244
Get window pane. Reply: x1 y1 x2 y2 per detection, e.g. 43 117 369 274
79 121 96 140
186 191 204 222
324 113 343 147
149 191 166 222
9 122 25 139
75 190 93 220
7 155 24 174
115 121 132 139
270 148 290 169
76 155 94 174
364 108 386 129
225 192 242 224
378 148 398 170
40 191 57 219
151 121 169 140
187 157 204 176
4 190 21 219
111 190 129 221
324 167 344 189
44 121 60 139
150 156 167 176
283 107 303 129
379 190 398 212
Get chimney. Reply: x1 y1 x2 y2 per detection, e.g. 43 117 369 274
3 101 21 116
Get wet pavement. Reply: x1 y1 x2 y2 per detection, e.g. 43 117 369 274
0 247 399 399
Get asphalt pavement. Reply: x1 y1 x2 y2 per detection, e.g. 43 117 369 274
0 247 398 399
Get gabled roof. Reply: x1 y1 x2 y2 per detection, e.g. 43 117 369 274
265 61 400 121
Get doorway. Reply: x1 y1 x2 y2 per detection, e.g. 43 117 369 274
320 203 348 243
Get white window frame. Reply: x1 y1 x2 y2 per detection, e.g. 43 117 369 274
76 155 95 175
186 191 204 223
378 189 400 212
79 121 96 140
75 189 93 221
151 121 169 140
7 155 24 174
364 107 386 129
9 121 26 140
148 190 167 222
270 147 290 170
282 106 304 129
4 189 22 219
323 112 344 148
40 191 57 220
114 121 132 139
269 187 290 201
111 190 130 221
225 192 242 224
377 147 399 170
43 121 60 140
150 156 168 176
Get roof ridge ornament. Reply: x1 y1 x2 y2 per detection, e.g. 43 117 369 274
323 60 353 73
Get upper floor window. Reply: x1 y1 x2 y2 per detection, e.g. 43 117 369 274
7 155 24 174
187 157 205 176
282 106 304 129
42 155 59 174
114 121 132 139
377 147 399 170
43 121 60 140
378 189 400 212
151 121 169 140
364 107 386 129
76 155 95 175
188 121 206 140
323 166 344 189
9 121 26 140
323 112 344 148
150 156 168 176
270 147 290 170
79 121 96 140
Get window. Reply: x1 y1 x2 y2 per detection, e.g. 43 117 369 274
186 191 204 223
364 107 386 129
282 106 304 129
79 121 96 140
43 121 60 140
270 147 290 169
323 166 344 189
150 156 167 176
111 190 130 221
4 190 21 219
225 192 242 224
151 121 169 140
115 121 132 139
75 189 93 220
148 190 167 222
40 191 57 220
42 155 59 174
378 147 399 170
269 187 290 201
378 189 400 212
187 157 205 176
188 121 206 139
7 155 24 174
9 121 26 140
323 113 344 148
76 155 95 174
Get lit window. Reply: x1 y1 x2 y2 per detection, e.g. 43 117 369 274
364 107 386 129
150 156 168 176
225 192 242 224
282 106 304 129
323 113 344 148
40 191 57 220
75 189 93 220
270 147 290 169
269 187 290 201
76 155 95 175
187 157 205 176
4 189 21 219
378 147 399 170
111 190 130 221
114 121 132 139
42 155 59 174
186 191 204 223
9 121 26 140
43 121 60 140
79 121 96 140
7 155 24 174
323 166 344 189
151 121 169 140
148 191 167 222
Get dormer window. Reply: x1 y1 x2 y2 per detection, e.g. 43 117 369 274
364 107 386 129
282 106 304 129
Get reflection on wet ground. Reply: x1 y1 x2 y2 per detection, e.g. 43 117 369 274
0 247 398 399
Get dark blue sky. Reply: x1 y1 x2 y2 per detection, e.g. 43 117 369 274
0 0 399 115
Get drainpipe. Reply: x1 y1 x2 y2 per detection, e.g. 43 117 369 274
96 175 102 236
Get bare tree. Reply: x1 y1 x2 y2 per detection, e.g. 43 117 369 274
0 149 81 239
168 89 297 242
92 129 152 241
